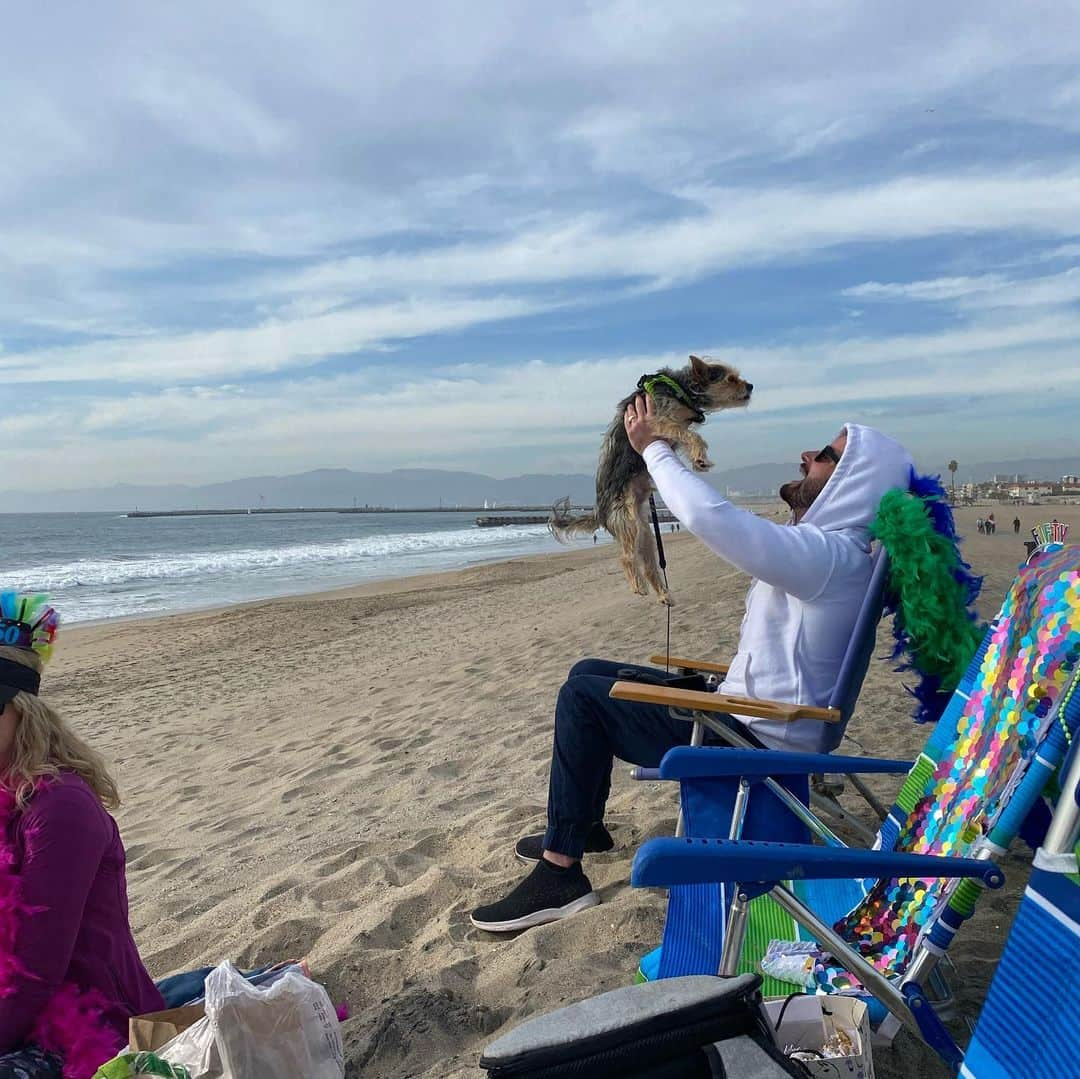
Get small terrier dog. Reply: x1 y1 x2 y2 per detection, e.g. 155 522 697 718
551 355 753 603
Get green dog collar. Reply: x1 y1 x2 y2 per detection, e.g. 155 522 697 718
637 373 706 423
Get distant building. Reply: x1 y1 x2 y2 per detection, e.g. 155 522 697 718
1009 482 1054 502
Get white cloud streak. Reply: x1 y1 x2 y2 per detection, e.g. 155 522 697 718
5 171 1080 387
6 309 1080 489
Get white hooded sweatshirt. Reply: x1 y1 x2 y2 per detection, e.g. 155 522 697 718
642 423 913 752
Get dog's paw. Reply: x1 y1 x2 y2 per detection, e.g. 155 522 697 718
658 591 675 607
692 456 713 472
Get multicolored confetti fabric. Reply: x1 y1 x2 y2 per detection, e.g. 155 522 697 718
834 546 1080 977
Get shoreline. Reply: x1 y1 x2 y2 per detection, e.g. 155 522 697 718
62 535 627 634
48 502 787 632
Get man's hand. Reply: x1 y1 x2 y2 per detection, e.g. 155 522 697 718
624 393 667 455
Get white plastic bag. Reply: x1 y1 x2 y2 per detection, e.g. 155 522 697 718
157 1014 222 1078
159 960 344 1079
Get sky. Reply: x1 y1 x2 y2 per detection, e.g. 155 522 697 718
3 1 1080 492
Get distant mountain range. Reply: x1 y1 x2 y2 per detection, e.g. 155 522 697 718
4 455 1079 513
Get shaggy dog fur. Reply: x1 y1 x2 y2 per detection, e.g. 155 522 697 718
551 356 752 603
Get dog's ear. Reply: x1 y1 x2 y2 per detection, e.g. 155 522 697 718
689 354 710 388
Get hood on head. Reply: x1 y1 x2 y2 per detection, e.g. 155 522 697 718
800 423 914 539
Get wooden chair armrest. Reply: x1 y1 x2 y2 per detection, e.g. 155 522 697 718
609 681 841 724
649 654 730 675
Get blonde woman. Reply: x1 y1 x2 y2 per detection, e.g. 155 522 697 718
0 594 164 1079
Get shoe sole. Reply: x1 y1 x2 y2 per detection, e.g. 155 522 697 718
470 891 600 933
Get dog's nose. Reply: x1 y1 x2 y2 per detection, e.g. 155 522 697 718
745 382 754 393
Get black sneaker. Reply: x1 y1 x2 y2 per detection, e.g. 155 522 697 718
470 859 599 932
514 822 615 865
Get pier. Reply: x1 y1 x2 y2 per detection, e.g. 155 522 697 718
476 508 680 528
475 514 551 527
124 505 591 520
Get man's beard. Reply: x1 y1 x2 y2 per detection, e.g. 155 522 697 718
780 474 829 512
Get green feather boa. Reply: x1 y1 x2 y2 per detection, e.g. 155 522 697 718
871 487 985 720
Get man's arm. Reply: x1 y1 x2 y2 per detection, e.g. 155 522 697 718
641 441 835 599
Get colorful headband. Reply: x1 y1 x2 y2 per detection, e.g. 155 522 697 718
0 592 60 665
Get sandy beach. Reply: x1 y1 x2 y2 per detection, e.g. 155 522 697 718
44 503 1078 1078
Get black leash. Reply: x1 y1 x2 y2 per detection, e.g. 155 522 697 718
648 494 671 673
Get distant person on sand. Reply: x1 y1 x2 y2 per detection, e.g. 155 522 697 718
0 595 165 1077
977 517 985 534
987 513 996 535
471 418 914 932
1014 516 1021 535
592 532 597 544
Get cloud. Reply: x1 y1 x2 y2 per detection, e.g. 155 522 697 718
7 307 1080 491
0 295 540 384
843 266 1080 308
6 170 1080 388
842 275 1007 302
5 2 1080 490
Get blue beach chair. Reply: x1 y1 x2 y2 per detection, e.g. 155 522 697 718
640 546 893 843
627 545 1080 1055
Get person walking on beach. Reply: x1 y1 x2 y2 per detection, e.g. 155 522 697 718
0 595 165 1078
1014 516 1021 535
471 414 914 932
977 517 985 534
987 512 996 535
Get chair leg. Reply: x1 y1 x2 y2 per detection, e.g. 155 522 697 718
729 778 751 840
718 889 750 976
675 719 707 838
848 772 889 820
809 789 879 846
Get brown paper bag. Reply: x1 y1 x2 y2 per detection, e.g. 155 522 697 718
129 1003 205 1052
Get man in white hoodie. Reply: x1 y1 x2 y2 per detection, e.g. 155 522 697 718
471 401 914 933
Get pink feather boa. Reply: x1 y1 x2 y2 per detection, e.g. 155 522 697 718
0 785 125 1078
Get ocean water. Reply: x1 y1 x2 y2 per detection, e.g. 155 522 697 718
0 511 606 624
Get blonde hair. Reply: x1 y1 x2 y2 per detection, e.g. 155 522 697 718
1 646 119 810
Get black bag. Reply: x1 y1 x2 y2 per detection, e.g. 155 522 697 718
616 668 711 694
478 975 811 1079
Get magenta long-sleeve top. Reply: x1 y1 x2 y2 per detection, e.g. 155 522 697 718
0 772 165 1051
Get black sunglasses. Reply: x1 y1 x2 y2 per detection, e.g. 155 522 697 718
814 444 841 465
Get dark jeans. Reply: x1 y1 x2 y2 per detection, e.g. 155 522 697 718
543 658 758 858
0 1047 62 1079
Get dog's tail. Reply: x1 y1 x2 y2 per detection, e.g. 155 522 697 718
549 495 601 544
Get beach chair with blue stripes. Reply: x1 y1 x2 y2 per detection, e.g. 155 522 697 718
627 544 1080 1055
956 721 1080 1077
